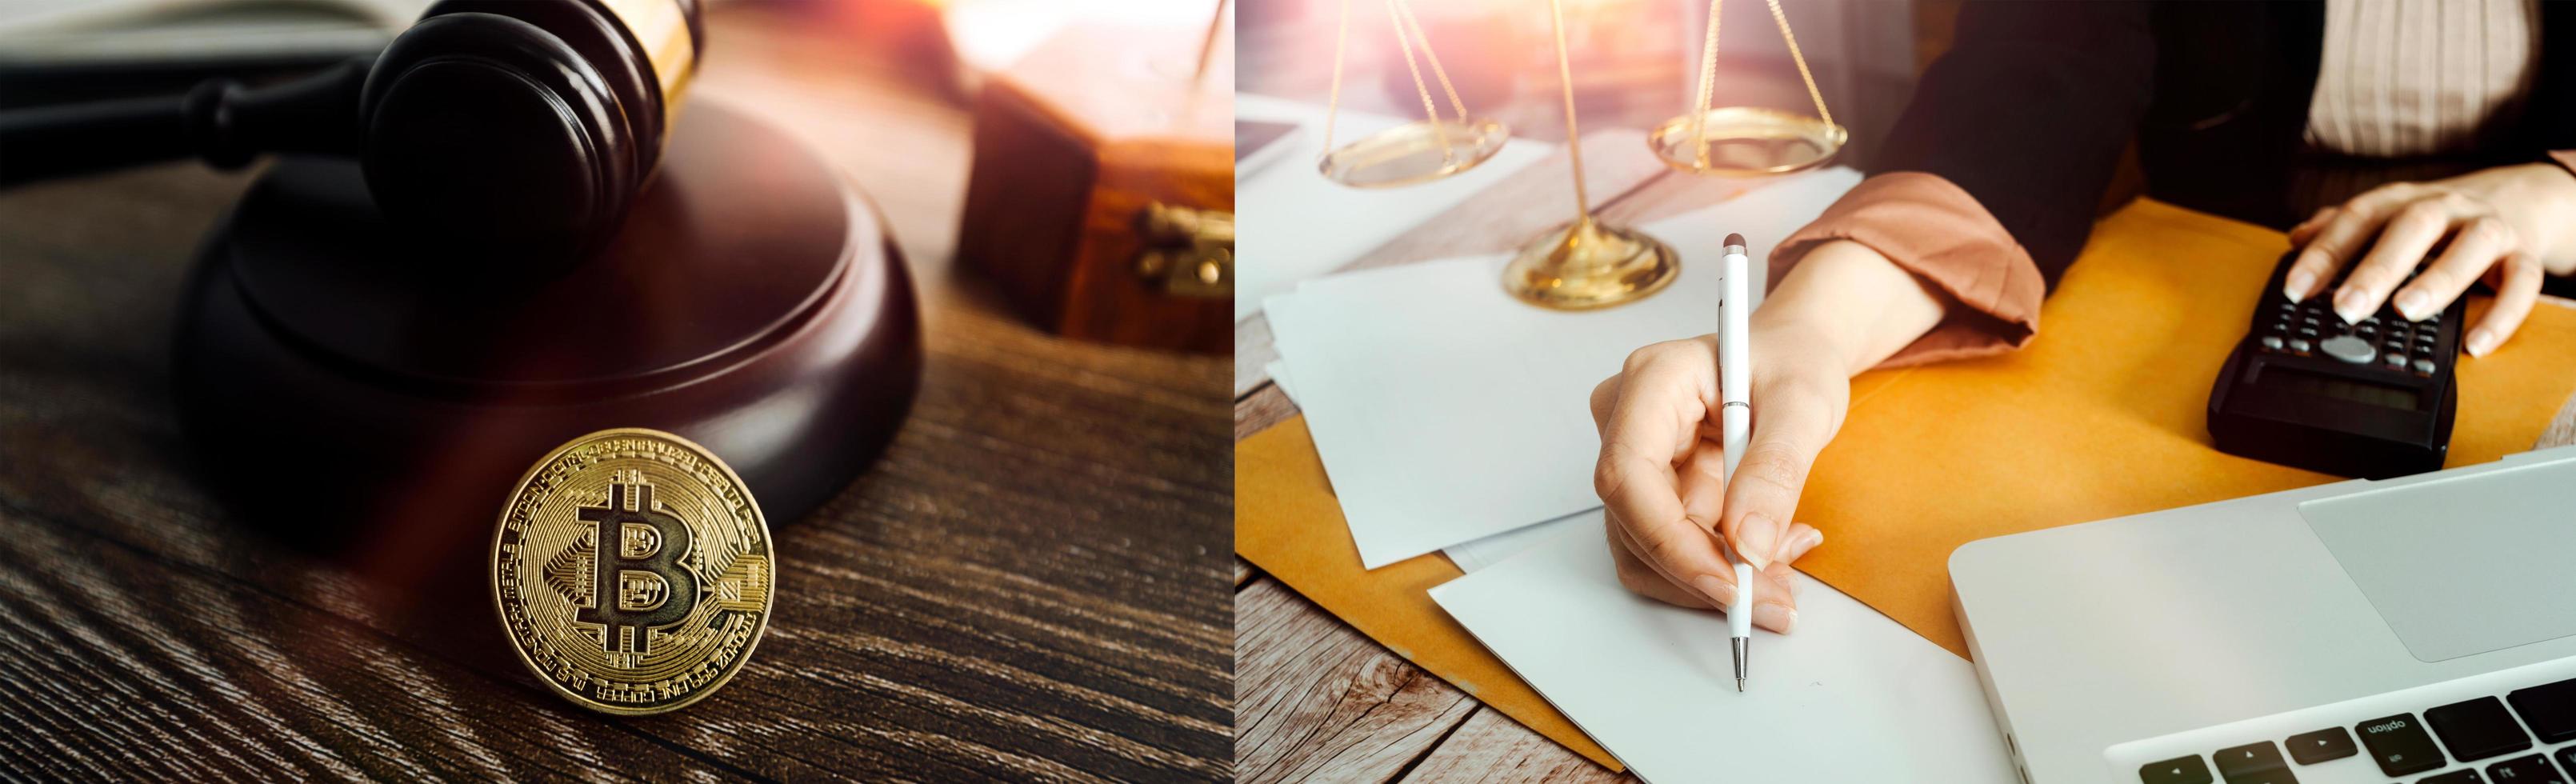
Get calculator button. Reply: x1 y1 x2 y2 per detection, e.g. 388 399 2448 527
2422 770 2488 783
2428 697 2532 762
2508 678 2576 743
2297 327 2318 338
2486 754 2562 783
2358 714 2446 776
2262 336 2284 350
2289 338 2312 353
2142 754 2214 784
2319 335 2376 364
2414 359 2436 374
2286 728 2358 765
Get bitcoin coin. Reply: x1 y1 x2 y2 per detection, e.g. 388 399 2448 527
491 428 775 714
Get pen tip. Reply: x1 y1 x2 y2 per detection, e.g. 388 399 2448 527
1724 233 1746 247
1736 678 1746 692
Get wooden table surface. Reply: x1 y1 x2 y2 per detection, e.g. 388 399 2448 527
1231 134 2576 782
0 6 1230 781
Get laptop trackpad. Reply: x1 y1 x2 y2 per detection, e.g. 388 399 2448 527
2300 460 2576 663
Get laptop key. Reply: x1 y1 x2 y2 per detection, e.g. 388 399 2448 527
2358 714 2446 776
2141 754 2214 784
2558 748 2576 781
2214 742 2293 783
2285 727 2357 764
2486 754 2564 783
2507 678 2576 743
2421 770 2487 784
2426 696 2534 762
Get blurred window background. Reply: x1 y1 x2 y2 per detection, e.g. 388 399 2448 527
1238 0 1960 170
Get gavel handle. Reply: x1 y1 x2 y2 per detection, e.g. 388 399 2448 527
0 57 370 187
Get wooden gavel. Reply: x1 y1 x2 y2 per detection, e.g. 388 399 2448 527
0 0 704 266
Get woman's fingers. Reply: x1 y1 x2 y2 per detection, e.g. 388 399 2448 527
2288 206 2338 247
1606 514 1801 631
1718 378 1837 572
1674 439 1730 534
1595 338 1735 610
1588 373 1622 434
2466 251 2544 358
1774 522 1823 566
2288 190 2406 302
2388 217 2508 323
1606 518 1712 609
2334 198 2462 323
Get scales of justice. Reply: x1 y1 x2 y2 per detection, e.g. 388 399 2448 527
1315 0 1846 310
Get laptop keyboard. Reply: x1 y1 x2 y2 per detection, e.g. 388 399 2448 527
2137 677 2576 783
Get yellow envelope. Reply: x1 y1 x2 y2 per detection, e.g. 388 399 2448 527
1236 198 2576 765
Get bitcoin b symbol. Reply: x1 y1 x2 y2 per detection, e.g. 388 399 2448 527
577 469 700 655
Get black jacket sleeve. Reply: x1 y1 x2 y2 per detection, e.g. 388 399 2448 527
1874 1 2158 289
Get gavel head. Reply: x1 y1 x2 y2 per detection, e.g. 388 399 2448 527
359 0 702 265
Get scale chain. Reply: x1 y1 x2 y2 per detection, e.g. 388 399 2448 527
1321 0 1350 158
1394 0 1470 127
1383 0 1455 158
1689 0 1723 166
1767 0 1834 130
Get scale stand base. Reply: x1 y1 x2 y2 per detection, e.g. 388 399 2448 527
1502 218 1681 310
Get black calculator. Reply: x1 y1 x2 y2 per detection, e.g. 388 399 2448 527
2206 250 2466 478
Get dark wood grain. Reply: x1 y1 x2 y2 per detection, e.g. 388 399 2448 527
0 5 1227 781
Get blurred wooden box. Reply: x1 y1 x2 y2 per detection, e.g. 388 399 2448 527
958 21 1233 354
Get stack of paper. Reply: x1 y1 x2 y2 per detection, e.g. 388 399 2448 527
1264 167 1863 568
1234 94 1552 321
1430 522 2017 783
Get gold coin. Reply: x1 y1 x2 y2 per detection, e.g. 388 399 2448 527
490 428 775 714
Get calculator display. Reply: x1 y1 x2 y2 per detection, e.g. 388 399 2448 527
2261 366 2419 409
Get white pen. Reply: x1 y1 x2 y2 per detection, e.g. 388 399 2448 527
1719 232 1754 692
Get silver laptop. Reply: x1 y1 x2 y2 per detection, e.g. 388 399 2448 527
1951 445 2576 784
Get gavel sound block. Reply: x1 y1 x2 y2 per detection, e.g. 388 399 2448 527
958 22 1233 353
174 102 921 559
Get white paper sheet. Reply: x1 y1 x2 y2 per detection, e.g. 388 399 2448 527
1234 94 1551 322
1267 167 1862 568
1442 510 1594 573
1430 521 2017 784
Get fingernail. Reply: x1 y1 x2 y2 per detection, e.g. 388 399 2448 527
2466 327 2497 358
2395 290 2429 322
2334 287 2370 324
2283 270 2314 302
1735 513 1784 570
1693 575 1738 609
1753 602 1797 634
1779 570 1804 599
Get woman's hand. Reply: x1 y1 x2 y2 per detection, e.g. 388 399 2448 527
2285 162 2576 356
1587 241 1949 632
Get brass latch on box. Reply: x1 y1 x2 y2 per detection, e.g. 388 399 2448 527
1135 202 1233 298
